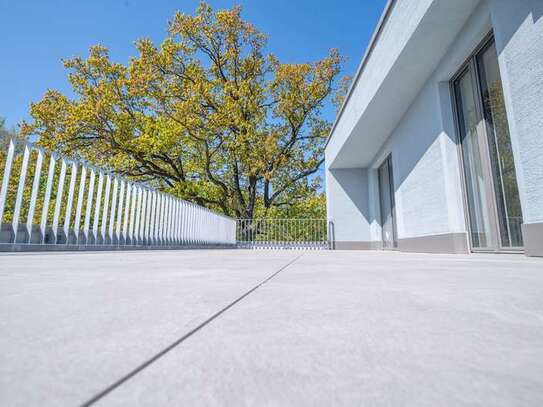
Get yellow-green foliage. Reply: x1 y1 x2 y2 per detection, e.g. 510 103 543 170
21 3 345 219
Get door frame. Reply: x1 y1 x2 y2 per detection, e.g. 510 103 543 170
450 32 523 253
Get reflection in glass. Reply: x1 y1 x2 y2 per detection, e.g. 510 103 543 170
455 69 492 249
477 42 523 248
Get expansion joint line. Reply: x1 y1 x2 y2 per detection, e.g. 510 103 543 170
80 253 304 407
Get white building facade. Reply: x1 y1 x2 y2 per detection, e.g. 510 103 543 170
325 0 543 256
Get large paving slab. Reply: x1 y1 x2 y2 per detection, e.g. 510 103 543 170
1 250 543 406
0 250 300 406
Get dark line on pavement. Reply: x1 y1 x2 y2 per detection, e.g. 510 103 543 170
80 253 304 407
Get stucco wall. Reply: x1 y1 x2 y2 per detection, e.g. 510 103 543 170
491 0 543 225
325 168 371 244
325 0 543 250
364 2 493 241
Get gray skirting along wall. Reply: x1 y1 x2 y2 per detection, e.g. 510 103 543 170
522 222 543 257
334 228 543 257
333 241 381 250
334 232 469 254
397 233 469 254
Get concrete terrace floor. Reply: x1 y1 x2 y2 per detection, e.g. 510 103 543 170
1 250 543 406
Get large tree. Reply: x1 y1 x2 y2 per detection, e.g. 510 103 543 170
22 3 343 219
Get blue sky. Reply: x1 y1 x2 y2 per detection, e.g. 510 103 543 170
0 0 386 129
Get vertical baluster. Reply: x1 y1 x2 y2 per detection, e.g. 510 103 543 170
202 210 206 245
196 206 200 245
26 148 44 243
145 189 151 245
179 200 184 245
136 187 144 244
122 182 132 244
194 204 198 245
190 203 195 245
0 139 16 228
181 201 188 245
161 194 167 245
92 171 104 245
51 159 67 244
139 188 147 245
186 203 192 245
40 154 57 244
147 190 153 245
167 196 173 245
73 165 87 245
149 191 157 245
100 173 112 244
115 179 128 245
174 199 180 245
144 189 152 245
174 198 179 244
171 197 176 245
11 144 31 243
149 190 156 245
203 209 207 244
165 195 170 245
198 207 202 245
62 161 78 244
190 203 194 245
169 197 175 246
83 168 96 244
128 185 137 245
182 201 188 245
157 193 164 245
116 180 126 244
108 177 118 245
180 201 185 245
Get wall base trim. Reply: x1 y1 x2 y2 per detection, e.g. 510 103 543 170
333 233 469 254
398 232 469 254
333 241 380 250
522 222 543 257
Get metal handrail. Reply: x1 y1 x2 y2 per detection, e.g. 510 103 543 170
236 218 330 250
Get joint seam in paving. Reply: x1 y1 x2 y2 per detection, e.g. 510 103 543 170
80 252 304 407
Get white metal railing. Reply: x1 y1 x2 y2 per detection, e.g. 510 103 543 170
236 218 330 250
0 139 236 249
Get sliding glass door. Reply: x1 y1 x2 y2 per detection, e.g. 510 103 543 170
453 36 523 251
378 155 397 249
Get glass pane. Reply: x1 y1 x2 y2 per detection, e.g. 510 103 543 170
378 158 396 249
455 68 492 249
477 42 523 248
